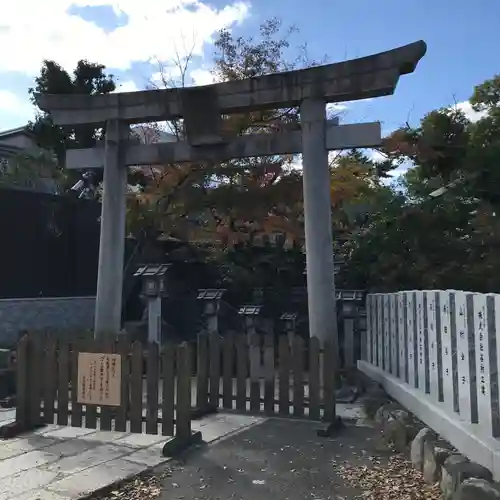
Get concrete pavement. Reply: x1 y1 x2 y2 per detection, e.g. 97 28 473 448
153 417 385 500
0 412 264 500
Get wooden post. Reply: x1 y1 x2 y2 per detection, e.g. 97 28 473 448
209 333 220 408
196 334 209 412
146 342 160 434
222 334 234 410
175 343 192 441
15 335 29 429
161 343 175 436
130 342 144 433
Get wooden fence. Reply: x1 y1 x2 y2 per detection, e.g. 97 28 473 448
194 333 337 421
13 331 338 437
15 333 192 439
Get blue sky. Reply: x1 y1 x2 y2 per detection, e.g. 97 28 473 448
1 0 498 138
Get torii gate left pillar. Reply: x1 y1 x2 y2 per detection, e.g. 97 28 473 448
94 120 129 336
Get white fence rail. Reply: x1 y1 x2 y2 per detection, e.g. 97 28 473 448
359 290 500 478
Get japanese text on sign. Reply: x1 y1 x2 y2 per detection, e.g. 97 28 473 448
77 353 121 406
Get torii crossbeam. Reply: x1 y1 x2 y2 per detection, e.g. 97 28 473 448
35 40 426 343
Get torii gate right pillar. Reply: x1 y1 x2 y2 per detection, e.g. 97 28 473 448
300 98 337 347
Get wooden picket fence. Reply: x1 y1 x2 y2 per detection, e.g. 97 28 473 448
194 333 337 421
12 331 337 438
15 332 193 439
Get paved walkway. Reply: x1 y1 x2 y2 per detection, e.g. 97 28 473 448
149 417 441 500
153 418 375 500
0 413 264 500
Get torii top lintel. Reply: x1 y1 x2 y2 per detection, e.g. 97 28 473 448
35 40 426 127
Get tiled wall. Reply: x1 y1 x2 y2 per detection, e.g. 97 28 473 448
0 297 95 346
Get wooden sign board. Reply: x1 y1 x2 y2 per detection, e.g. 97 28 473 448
77 352 121 406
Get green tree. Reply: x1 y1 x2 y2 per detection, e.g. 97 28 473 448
340 73 500 293
129 18 325 249
126 18 331 293
28 59 116 189
0 149 66 192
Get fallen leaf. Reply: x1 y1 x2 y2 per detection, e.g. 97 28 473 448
252 479 265 485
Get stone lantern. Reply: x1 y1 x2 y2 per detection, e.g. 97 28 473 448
280 312 298 346
133 264 171 344
337 289 365 379
238 305 263 340
196 289 226 335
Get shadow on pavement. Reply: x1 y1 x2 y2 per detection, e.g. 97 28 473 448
156 418 391 500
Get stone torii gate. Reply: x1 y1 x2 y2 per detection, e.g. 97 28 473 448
35 40 426 341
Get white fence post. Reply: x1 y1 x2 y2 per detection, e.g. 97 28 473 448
371 294 378 366
455 291 473 422
406 292 417 387
366 294 372 364
371 294 377 366
397 292 407 381
383 294 390 372
440 290 455 414
474 293 492 435
416 291 426 391
426 290 439 400
358 288 500 471
492 294 500 437
376 294 384 369
390 293 398 376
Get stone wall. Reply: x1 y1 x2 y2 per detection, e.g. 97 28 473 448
0 297 95 346
363 382 500 499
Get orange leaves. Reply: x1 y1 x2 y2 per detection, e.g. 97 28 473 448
330 161 375 207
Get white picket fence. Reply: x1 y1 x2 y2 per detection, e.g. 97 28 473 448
359 290 500 477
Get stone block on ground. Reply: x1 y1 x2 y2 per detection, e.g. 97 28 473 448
373 403 423 452
362 384 390 419
422 437 456 484
454 478 500 500
440 455 493 500
373 401 402 426
411 427 437 472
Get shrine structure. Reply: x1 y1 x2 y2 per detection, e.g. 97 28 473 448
35 40 426 342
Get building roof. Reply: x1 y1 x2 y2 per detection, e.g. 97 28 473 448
130 125 177 144
0 126 33 139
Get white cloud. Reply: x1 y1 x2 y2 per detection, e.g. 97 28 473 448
453 101 487 123
114 80 140 92
326 103 348 114
190 68 216 86
0 0 250 75
0 90 24 112
0 90 35 117
367 149 385 163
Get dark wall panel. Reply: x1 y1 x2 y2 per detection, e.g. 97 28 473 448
0 188 101 298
